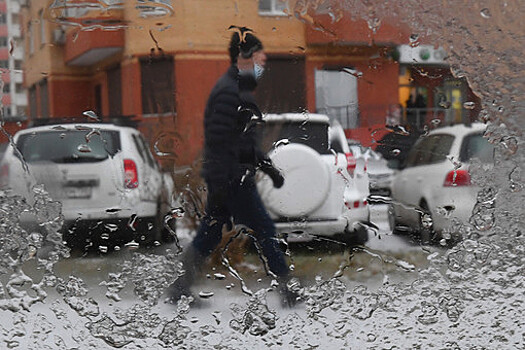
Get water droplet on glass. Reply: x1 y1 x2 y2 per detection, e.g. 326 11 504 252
431 118 442 126
105 223 119 232
480 8 491 18
77 144 92 153
190 317 199 323
99 246 108 253
124 240 140 249
463 101 476 110
127 214 138 231
391 149 401 156
100 233 110 240
409 33 420 47
114 246 121 251
199 290 214 299
421 213 433 229
83 110 100 121
214 273 226 280
439 100 451 109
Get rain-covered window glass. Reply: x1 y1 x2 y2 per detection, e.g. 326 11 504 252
140 57 175 115
16 130 120 162
1 1 523 349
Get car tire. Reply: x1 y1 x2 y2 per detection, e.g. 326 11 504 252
418 200 434 245
335 224 369 247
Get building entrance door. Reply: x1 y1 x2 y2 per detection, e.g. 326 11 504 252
315 68 358 129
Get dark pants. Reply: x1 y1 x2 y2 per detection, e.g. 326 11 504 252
192 177 289 277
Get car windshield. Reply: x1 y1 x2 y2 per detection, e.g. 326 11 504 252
16 129 120 163
261 120 330 154
460 132 495 163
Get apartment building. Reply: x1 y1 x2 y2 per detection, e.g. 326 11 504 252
20 0 414 165
1 0 26 126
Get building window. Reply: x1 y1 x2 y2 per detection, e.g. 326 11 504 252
29 85 37 118
258 0 288 15
255 56 306 113
16 83 24 93
107 65 122 117
0 60 8 69
2 84 9 93
0 38 8 47
0 13 6 24
28 22 34 55
39 10 47 46
39 79 49 118
140 56 175 115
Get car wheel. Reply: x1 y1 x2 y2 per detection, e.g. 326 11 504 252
418 200 434 245
336 224 369 247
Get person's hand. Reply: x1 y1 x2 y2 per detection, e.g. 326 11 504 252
265 165 284 188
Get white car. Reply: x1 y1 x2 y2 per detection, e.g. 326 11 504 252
347 140 395 197
391 123 494 242
0 123 174 249
257 114 370 244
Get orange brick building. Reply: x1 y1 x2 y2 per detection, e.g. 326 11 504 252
18 0 416 166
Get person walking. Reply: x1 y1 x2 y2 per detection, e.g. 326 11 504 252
167 28 299 307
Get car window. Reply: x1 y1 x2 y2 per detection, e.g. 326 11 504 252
16 129 120 163
260 120 330 154
405 134 453 167
330 137 344 153
429 134 455 163
132 134 147 162
460 132 494 163
139 134 158 168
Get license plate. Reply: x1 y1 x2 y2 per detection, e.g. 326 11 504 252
64 186 92 199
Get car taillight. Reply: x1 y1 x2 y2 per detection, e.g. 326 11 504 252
444 169 471 187
124 159 139 189
345 152 356 175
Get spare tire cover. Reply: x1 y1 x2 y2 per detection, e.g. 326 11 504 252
258 143 331 217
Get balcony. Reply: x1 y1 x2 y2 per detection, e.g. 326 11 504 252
64 26 124 66
9 23 21 38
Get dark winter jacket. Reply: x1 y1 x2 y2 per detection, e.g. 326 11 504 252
201 66 265 187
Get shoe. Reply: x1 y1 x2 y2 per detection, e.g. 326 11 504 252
277 276 303 308
165 245 204 304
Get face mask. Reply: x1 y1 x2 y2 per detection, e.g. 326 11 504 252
253 63 264 80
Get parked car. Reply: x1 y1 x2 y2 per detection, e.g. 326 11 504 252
391 123 494 242
347 140 394 197
374 128 420 169
0 123 174 249
256 114 370 244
